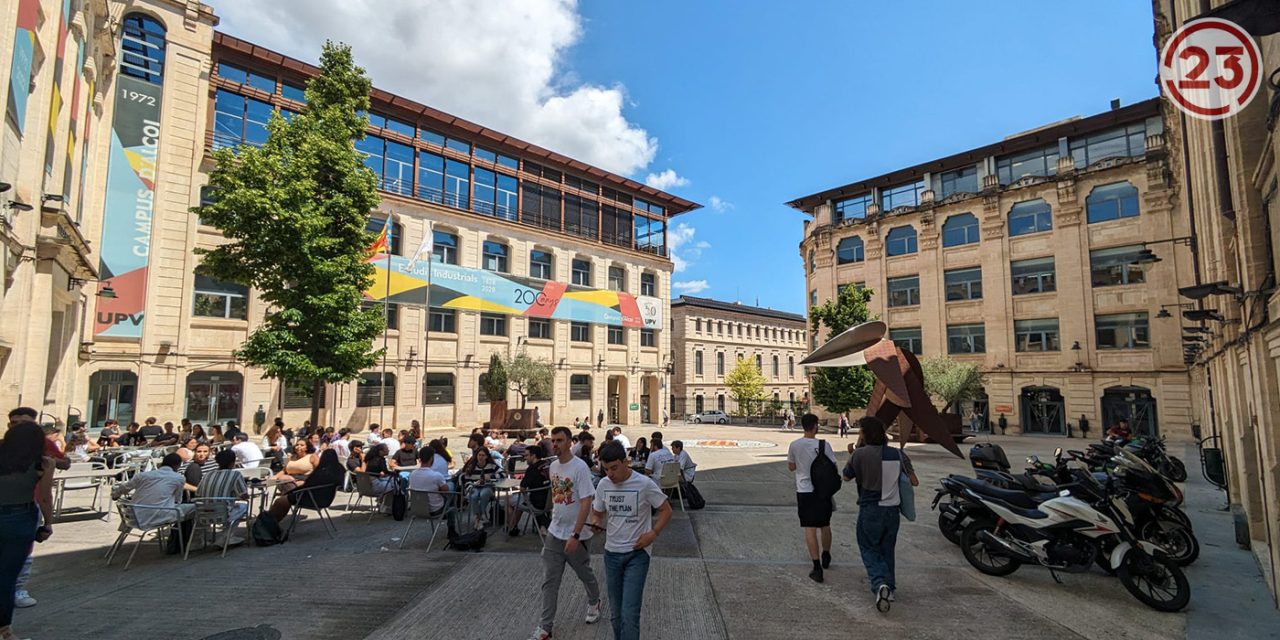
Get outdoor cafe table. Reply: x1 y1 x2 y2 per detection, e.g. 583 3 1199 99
52 468 123 519
246 478 294 519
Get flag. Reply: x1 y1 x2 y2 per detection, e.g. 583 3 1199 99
369 216 391 256
405 223 433 271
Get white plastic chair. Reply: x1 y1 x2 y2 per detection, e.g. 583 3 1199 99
400 490 460 551
659 462 685 512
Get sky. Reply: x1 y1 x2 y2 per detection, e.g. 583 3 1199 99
209 0 1160 315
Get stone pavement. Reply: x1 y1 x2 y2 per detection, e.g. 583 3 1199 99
12 424 1280 640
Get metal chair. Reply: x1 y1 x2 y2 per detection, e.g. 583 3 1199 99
400 490 460 550
285 484 338 539
659 462 685 512
237 466 271 481
184 497 248 559
57 461 108 515
512 485 552 543
348 472 388 521
105 501 192 570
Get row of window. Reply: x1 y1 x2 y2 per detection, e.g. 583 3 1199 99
692 318 806 343
341 371 609 407
691 391 802 415
884 312 1151 356
693 352 799 379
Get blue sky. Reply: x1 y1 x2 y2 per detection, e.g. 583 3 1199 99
215 0 1160 315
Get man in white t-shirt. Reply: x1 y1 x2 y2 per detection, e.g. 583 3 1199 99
611 427 631 452
329 428 352 466
529 427 602 640
407 448 449 515
591 441 672 640
229 433 264 469
366 424 383 449
787 413 838 583
670 440 697 483
643 432 674 477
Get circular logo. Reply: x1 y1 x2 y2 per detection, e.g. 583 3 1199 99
1159 18 1262 121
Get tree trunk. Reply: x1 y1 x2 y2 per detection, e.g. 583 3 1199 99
309 379 323 430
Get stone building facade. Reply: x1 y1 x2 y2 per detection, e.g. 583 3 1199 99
670 295 809 418
791 98 1198 438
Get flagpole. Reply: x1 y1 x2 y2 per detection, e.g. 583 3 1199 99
419 222 433 433
379 219 392 427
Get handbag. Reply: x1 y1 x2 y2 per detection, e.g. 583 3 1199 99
898 472 916 521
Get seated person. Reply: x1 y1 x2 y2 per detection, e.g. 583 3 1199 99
121 422 144 447
176 438 199 463
151 422 181 447
137 417 164 442
390 438 419 469
408 448 451 517
267 450 345 522
459 447 503 528
504 437 529 475
630 437 650 464
207 424 225 445
506 445 551 536
67 432 100 462
195 449 251 538
366 423 383 448
346 441 365 474
576 432 599 475
181 443 218 495
111 453 194 535
612 427 632 451
484 429 506 453
190 424 209 445
230 432 265 468
644 433 675 477
97 419 122 447
671 440 697 483
357 444 401 504
275 440 320 490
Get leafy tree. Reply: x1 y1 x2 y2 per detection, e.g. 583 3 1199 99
922 355 984 414
504 352 555 408
725 357 766 415
809 285 877 414
194 42 383 428
483 353 509 403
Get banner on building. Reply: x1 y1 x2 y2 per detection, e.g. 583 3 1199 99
6 0 40 135
365 254 663 329
94 74 163 338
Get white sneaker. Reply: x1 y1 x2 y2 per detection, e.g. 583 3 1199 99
14 589 36 607
585 601 601 623
527 627 551 640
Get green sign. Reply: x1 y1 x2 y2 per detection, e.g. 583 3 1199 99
629 403 639 411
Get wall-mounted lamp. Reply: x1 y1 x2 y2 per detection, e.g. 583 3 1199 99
405 346 418 368
0 182 11 194
596 357 605 372
1155 303 1195 318
2 200 33 213
68 277 117 298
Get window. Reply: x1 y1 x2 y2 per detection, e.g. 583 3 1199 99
940 166 979 197
422 373 455 405
282 380 325 410
836 236 865 264
947 324 986 354
530 250 553 280
527 318 551 340
473 167 497 216
1008 199 1053 236
428 307 456 333
419 127 446 146
216 63 248 85
444 159 470 209
772 356 779 378
716 352 725 376
695 395 704 414
834 193 873 222
1015 319 1061 352
641 329 656 347
602 205 633 248
880 179 925 211
640 273 656 297
887 275 921 307
635 216 667 256
497 154 519 170
572 259 592 286
474 147 497 164
570 374 591 400
193 274 248 320
1011 257 1056 295
695 351 704 375
789 356 795 378
1086 182 1140 223
1071 123 1146 168
942 213 979 247
363 301 399 330
281 83 305 102
417 150 445 203
810 290 818 307
944 267 983 301
997 145 1059 184
1096 313 1150 349
717 395 726 412
521 183 562 231
356 373 396 407
1090 245 1146 287
808 250 816 273
885 226 918 256
608 266 626 291
478 373 495 403
480 313 507 336
120 14 166 84
695 319 702 333
570 321 591 342
756 354 763 371
607 326 625 345
482 241 509 273
383 117 414 138
496 174 518 221
890 327 923 355
564 194 599 240
445 137 470 155
212 90 273 149
378 140 413 196
432 230 458 264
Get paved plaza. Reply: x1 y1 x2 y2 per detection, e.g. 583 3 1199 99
14 424 1280 640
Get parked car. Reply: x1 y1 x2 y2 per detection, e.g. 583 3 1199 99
692 410 729 424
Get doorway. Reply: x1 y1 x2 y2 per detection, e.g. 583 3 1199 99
185 371 244 426
1101 386 1159 437
88 370 138 428
1020 386 1065 435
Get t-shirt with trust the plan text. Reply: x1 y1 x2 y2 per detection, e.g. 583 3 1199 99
592 471 668 554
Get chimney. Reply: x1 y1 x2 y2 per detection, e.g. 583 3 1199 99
1110 98 1121 110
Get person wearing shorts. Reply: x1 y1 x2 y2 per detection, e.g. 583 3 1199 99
788 413 837 583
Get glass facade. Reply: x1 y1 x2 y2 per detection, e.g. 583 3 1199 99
1070 123 1146 168
834 193 873 222
997 145 1059 184
881 180 925 211
940 166 979 197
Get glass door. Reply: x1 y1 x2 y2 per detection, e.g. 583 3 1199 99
185 372 244 426
88 370 137 428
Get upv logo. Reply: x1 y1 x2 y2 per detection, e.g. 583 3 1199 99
1159 18 1262 121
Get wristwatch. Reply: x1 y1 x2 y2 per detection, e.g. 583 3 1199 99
571 531 581 540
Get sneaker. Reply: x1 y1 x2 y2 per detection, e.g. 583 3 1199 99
14 590 36 608
808 567 824 583
888 588 896 602
585 601 602 624
527 627 551 640
875 585 891 612
821 551 831 569
508 527 521 536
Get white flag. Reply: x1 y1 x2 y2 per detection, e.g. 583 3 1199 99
405 223 433 271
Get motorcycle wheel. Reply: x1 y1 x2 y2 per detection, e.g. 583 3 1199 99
960 520 1021 576
938 510 961 545
1116 550 1190 612
1167 457 1188 483
1140 518 1200 566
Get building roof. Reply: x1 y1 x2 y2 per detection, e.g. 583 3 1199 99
211 31 700 217
786 98 1162 213
672 296 807 324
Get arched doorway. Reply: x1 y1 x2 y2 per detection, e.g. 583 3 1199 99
607 375 627 425
1020 386 1065 435
185 371 244 426
88 370 138 428
1101 386 1158 437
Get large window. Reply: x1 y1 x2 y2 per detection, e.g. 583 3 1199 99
418 151 445 203
890 327 923 355
881 179 925 211
1086 182 1140 223
716 352 725 376
1015 319 1060 352
1091 245 1146 287
772 355 779 378
193 274 248 320
635 216 666 256
482 240 509 273
120 14 166 84
356 373 396 407
381 140 414 196
607 326 625 345
887 275 921 307
570 374 591 400
282 380 325 410
564 194 599 240
836 236 864 264
1096 313 1150 349
473 167 497 216
480 313 507 336
444 159 470 209
608 266 626 291
940 166 979 197
948 324 986 354
997 146 1059 184
528 318 551 340
212 90 272 149
1011 257 1057 295
572 259 592 286
885 226 918 256
521 183 562 231
942 213 979 247
432 230 458 264
694 351 704 375
428 307 456 333
570 322 591 342
478 373 494 403
1070 123 1146 168
602 205 633 248
496 174 518 221
834 193 873 222
640 328 656 347
1008 199 1053 236
362 301 399 331
944 267 983 301
640 273 656 297
530 250 553 280
422 373 455 405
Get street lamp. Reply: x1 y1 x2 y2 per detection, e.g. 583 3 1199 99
68 277 117 298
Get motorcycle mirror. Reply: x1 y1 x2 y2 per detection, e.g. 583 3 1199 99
1027 455 1039 464
1054 447 1063 459
1058 489 1071 497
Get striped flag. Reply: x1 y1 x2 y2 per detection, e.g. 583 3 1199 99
368 216 391 255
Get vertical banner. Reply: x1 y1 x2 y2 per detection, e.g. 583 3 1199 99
6 0 39 135
44 0 70 175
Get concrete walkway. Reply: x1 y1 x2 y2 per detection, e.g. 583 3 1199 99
11 425 1278 639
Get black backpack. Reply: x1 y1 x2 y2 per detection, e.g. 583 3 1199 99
391 490 407 521
445 528 487 551
251 512 287 546
810 440 841 498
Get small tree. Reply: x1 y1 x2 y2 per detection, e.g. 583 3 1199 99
505 352 555 409
725 357 766 415
194 42 383 428
483 353 508 403
922 355 984 414
809 286 877 415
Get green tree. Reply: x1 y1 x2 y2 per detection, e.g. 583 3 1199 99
809 286 877 414
194 42 383 428
483 353 509 403
922 355 984 414
725 357 766 415
504 352 555 408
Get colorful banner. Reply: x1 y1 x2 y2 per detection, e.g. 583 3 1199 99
365 255 663 329
44 0 70 175
6 0 39 135
94 74 164 338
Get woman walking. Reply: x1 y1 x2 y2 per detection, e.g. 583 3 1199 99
0 411 55 640
841 416 916 612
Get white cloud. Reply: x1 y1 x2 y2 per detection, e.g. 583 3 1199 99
666 222 706 274
707 195 733 212
209 0 657 176
672 280 710 294
643 169 689 191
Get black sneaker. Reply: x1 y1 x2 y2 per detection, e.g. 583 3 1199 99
821 551 831 569
875 585 891 612
809 567 824 583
